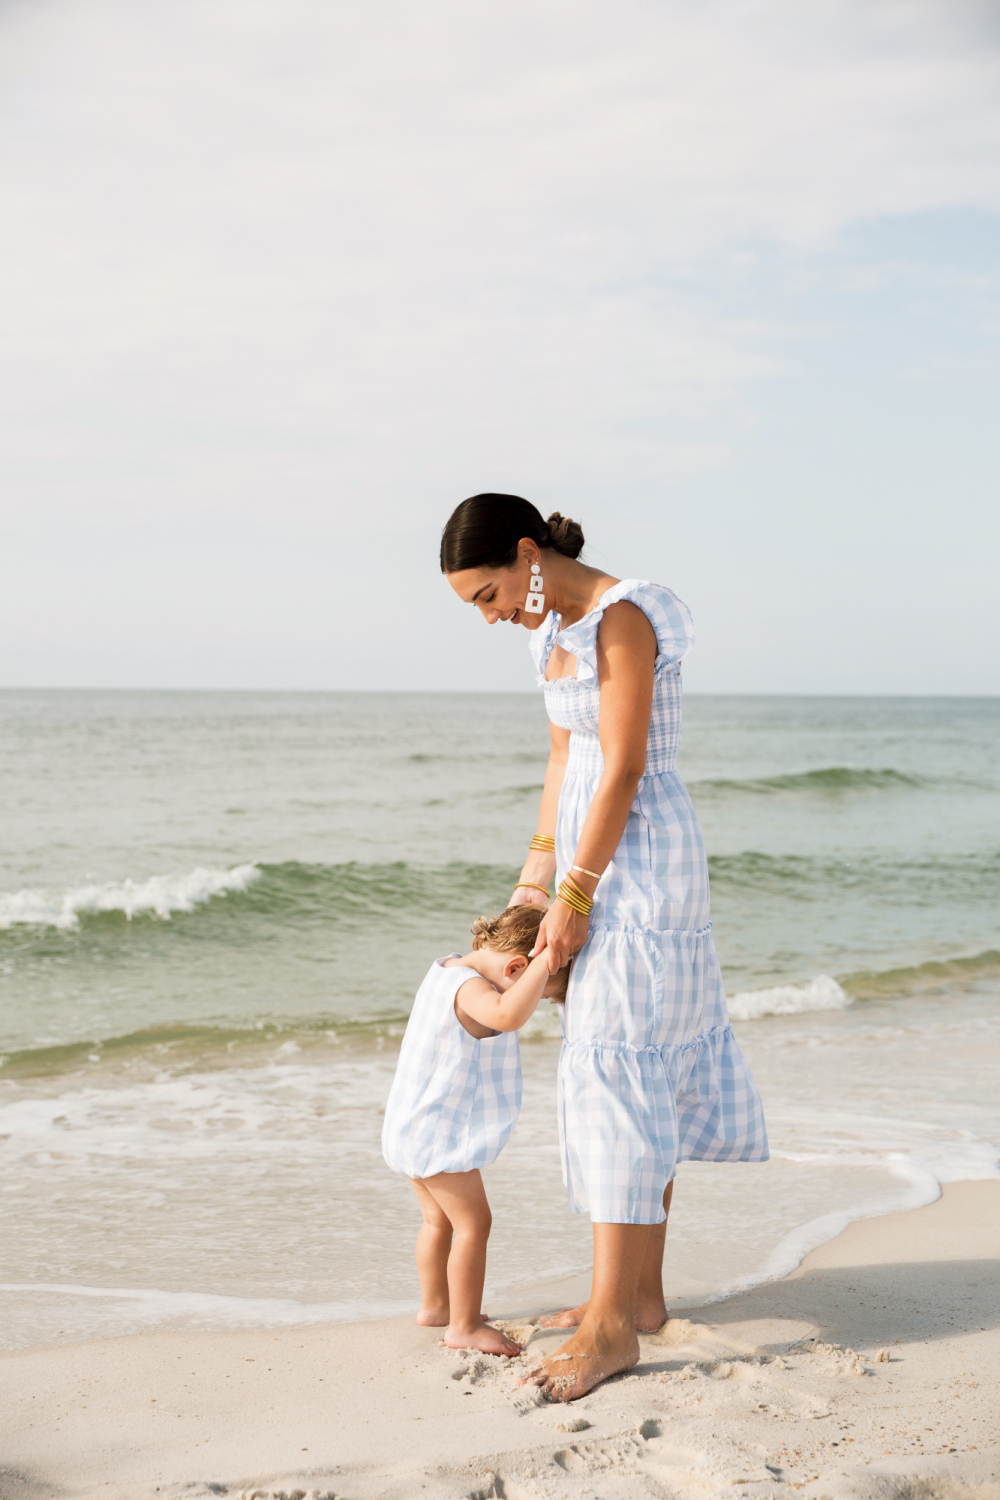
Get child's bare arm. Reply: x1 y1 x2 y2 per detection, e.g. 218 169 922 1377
455 954 552 1034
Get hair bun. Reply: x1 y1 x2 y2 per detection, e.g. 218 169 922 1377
545 512 585 559
470 914 495 947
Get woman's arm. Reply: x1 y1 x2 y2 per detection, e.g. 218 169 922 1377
455 954 553 1034
531 601 656 970
508 722 570 907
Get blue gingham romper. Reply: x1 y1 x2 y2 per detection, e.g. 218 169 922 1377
382 956 522 1179
530 580 768 1224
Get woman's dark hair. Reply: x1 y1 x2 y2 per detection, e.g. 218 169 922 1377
440 494 585 573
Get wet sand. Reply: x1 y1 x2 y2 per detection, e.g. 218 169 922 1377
1 1180 998 1500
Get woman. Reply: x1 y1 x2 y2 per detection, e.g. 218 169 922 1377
441 494 768 1402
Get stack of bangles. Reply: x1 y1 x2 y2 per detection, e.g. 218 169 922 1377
517 838 600 916
556 872 594 917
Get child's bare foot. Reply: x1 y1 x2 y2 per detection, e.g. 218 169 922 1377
416 1308 490 1327
443 1321 521 1356
539 1297 668 1334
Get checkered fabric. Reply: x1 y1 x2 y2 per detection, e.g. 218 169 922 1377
528 580 769 1224
382 957 522 1180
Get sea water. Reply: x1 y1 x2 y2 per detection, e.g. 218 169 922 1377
1 691 998 1349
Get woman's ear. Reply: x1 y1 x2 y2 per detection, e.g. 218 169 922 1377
503 953 528 981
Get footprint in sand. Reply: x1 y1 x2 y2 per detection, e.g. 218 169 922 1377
642 1318 765 1359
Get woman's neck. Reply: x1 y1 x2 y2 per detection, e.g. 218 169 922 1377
544 553 620 627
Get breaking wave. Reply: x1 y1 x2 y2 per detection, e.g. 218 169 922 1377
727 949 1000 1020
0 865 261 930
727 974 852 1020
0 860 522 940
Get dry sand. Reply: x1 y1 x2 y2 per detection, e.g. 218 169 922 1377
1 1180 998 1500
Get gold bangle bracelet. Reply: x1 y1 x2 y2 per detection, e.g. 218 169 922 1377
572 863 601 881
556 879 594 916
556 887 587 908
563 873 592 903
515 882 551 898
529 835 556 852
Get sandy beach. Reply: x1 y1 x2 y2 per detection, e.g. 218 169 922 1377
2 1179 997 1500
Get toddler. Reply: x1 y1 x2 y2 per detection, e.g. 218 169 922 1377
381 905 569 1356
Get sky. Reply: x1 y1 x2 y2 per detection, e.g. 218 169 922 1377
1 0 998 693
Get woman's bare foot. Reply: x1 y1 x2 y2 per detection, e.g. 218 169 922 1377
519 1316 640 1401
538 1300 589 1329
635 1296 669 1333
539 1297 668 1334
443 1321 521 1356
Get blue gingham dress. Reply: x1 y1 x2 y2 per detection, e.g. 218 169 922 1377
530 580 768 1224
382 957 522 1179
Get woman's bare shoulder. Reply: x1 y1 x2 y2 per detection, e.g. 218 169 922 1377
597 598 658 650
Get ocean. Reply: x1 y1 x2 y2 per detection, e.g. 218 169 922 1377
2 690 998 1350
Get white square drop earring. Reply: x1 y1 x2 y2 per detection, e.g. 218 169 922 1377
524 562 545 614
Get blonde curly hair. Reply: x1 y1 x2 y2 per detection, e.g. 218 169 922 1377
470 905 570 1002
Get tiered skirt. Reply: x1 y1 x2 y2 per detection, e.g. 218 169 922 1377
556 768 769 1224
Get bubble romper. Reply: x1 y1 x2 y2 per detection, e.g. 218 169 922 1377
529 580 769 1224
382 957 521 1180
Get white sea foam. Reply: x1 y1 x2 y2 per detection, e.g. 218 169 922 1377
0 864 260 930
727 974 851 1020
0 1281 413 1330
706 1141 1000 1303
705 1170 941 1303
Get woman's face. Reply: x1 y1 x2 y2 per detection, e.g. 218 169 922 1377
446 546 545 629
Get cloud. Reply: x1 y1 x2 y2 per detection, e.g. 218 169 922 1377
0 0 998 686
6 1 1000 334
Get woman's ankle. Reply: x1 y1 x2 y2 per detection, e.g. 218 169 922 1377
581 1306 637 1339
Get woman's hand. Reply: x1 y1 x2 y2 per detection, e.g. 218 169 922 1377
530 898 590 972
508 884 550 909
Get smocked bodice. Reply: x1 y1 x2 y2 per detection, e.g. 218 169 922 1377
529 579 695 778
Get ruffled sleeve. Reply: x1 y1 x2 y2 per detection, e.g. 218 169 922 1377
528 609 561 687
555 580 695 687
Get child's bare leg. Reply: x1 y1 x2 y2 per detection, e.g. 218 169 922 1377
410 1179 453 1326
539 1178 674 1332
421 1169 521 1357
